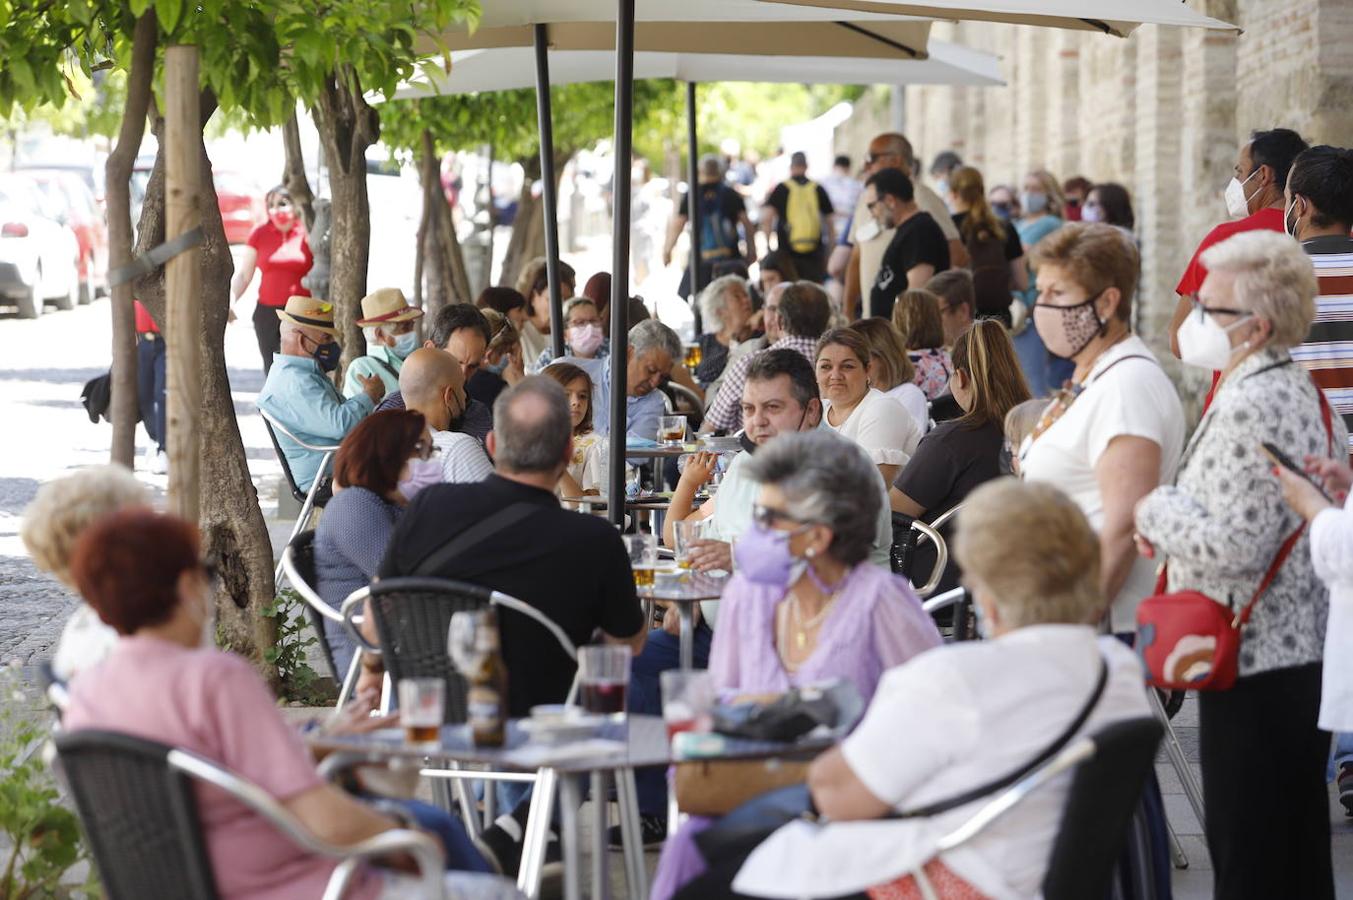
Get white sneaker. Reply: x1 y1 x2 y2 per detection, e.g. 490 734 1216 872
151 450 168 475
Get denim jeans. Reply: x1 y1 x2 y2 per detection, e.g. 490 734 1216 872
136 334 166 452
363 796 494 873
629 623 714 817
1328 731 1353 781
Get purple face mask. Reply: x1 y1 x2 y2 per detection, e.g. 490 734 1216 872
397 456 442 502
733 522 801 587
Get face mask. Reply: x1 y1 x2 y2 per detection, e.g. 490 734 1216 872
310 338 341 372
1033 292 1105 360
1284 196 1302 239
855 217 881 242
392 330 419 359
732 522 804 588
446 391 466 432
270 209 296 230
1177 309 1254 371
935 179 950 203
483 356 510 376
972 596 990 640
568 323 604 356
1081 203 1104 224
991 202 1013 221
1020 191 1048 215
1224 169 1259 220
397 456 442 502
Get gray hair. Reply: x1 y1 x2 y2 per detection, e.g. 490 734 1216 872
1198 230 1318 348
698 275 747 334
743 430 880 566
362 324 393 345
629 318 682 362
492 376 572 474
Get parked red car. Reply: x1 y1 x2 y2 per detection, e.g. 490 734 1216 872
14 168 108 303
214 170 265 244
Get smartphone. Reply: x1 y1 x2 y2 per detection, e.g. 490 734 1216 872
1260 442 1334 502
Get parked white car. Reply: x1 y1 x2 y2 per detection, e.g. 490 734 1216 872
0 177 82 318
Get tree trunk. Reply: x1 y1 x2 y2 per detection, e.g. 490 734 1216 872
498 151 572 290
133 99 279 681
104 11 156 469
281 110 316 232
415 128 471 316
312 67 378 371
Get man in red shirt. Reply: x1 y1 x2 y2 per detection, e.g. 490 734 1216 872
1169 128 1309 358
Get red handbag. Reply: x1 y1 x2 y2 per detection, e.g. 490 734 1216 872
1135 382 1332 691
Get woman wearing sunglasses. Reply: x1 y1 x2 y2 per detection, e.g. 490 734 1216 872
650 429 941 900
1017 223 1185 637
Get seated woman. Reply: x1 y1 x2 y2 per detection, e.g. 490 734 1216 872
850 317 927 432
541 361 604 498
816 328 921 486
532 296 609 372
693 480 1150 900
315 410 441 678
63 508 516 900
467 308 524 409
891 320 1031 593
651 430 942 900
21 465 149 682
697 275 756 388
892 289 953 401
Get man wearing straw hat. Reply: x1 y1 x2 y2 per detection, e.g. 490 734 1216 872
257 296 384 492
343 287 425 398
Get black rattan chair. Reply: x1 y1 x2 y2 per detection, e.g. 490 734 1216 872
55 729 443 900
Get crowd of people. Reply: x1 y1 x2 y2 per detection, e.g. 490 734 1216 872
25 123 1353 900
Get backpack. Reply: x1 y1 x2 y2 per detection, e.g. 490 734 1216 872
783 178 822 254
967 225 1011 317
699 183 739 259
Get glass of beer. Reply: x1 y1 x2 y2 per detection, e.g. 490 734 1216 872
624 533 658 587
397 678 445 749
661 670 715 742
684 343 702 371
673 519 706 570
659 415 686 446
579 645 631 721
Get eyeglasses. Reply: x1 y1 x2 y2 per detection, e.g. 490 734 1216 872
752 503 815 529
1187 294 1246 324
865 199 883 212
412 441 442 461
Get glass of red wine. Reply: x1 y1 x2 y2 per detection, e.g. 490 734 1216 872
578 645 631 723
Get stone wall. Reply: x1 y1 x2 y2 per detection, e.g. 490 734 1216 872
872 0 1353 365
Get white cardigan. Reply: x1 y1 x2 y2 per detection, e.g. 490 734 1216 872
1311 502 1353 731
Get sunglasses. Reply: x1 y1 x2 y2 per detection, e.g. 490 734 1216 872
752 503 815 529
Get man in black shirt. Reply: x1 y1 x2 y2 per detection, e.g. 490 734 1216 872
761 151 835 284
864 167 951 320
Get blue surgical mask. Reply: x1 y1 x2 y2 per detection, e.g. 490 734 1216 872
392 330 419 359
483 356 510 376
311 338 341 372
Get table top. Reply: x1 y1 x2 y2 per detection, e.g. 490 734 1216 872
638 571 729 602
561 493 709 511
309 714 830 774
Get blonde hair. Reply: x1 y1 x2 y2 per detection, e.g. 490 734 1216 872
850 317 915 390
1031 222 1140 322
1198 230 1318 348
21 466 150 586
951 166 1006 245
480 307 520 355
955 479 1103 628
891 289 945 350
1027 169 1066 216
951 321 1031 429
1004 398 1048 451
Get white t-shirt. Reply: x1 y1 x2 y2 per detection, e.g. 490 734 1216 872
823 387 922 468
1019 334 1185 631
430 429 493 484
733 626 1151 900
850 182 958 317
886 382 929 433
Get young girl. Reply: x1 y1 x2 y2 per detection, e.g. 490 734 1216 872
541 362 604 498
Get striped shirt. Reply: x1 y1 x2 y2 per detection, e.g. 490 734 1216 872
1291 234 1353 454
430 428 494 484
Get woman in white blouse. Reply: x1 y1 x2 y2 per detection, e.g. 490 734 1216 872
711 480 1151 900
1017 223 1184 634
850 316 929 432
816 327 921 485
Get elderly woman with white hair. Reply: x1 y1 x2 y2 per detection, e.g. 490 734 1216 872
1134 230 1344 900
20 465 149 681
696 275 756 387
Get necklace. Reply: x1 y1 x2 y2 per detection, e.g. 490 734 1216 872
782 579 844 655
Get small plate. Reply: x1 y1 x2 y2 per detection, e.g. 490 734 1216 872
521 707 604 744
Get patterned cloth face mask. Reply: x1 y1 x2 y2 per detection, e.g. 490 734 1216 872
1033 289 1106 360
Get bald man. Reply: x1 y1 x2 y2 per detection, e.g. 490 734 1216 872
399 348 493 484
844 132 967 319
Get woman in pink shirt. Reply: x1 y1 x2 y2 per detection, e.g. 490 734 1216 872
63 508 519 900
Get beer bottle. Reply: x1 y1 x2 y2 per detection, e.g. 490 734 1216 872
468 610 509 747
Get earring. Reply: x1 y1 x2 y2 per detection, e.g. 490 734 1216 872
806 547 818 559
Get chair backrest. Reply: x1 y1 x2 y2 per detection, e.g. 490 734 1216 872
260 414 307 504
1041 717 1165 900
55 730 219 900
280 530 339 681
365 577 579 723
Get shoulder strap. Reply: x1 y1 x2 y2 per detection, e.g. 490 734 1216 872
886 653 1110 820
411 502 538 576
372 355 401 381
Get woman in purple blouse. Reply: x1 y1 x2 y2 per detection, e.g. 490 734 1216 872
651 430 941 899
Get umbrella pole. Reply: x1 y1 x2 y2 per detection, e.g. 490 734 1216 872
534 24 565 360
686 80 703 333
608 0 636 527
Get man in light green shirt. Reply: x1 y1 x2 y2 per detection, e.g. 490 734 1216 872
343 287 423 398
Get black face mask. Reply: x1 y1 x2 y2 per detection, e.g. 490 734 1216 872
446 390 467 433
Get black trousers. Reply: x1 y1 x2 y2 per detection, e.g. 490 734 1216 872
253 302 283 375
135 333 166 452
1198 662 1333 900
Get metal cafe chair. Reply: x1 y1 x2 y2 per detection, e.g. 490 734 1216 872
278 529 362 705
259 409 339 584
55 729 445 900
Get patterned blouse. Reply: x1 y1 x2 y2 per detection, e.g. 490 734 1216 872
1135 347 1347 676
910 347 953 400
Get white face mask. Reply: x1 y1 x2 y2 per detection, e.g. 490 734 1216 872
1224 169 1259 220
855 217 881 242
1177 308 1253 371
